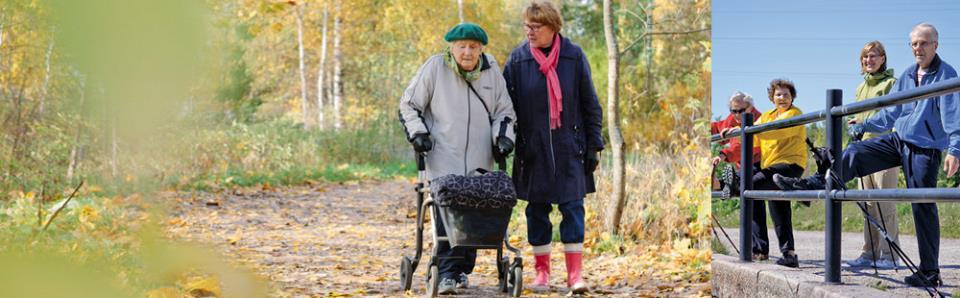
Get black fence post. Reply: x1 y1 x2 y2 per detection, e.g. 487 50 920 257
739 112 755 262
825 89 843 283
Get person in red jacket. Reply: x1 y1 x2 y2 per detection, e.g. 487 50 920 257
712 91 762 168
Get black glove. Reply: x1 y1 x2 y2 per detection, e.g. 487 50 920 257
494 136 514 160
411 132 433 153
848 123 865 142
585 150 600 173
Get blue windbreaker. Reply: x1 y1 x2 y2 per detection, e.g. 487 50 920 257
862 54 960 157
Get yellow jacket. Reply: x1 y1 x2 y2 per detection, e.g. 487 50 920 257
754 106 807 169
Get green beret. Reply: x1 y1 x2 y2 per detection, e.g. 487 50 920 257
444 23 488 45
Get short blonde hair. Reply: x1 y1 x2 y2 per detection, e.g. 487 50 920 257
859 40 887 74
524 1 563 32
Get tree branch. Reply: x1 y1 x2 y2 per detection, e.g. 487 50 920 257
619 27 711 56
42 180 84 231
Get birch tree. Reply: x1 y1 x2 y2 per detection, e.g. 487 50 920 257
457 0 464 23
295 3 309 127
603 0 627 235
316 1 328 130
38 38 54 116
332 0 342 130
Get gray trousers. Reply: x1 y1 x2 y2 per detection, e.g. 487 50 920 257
857 167 900 262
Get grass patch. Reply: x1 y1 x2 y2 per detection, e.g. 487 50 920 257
714 200 960 238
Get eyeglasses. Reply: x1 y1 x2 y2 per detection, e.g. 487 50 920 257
524 23 545 32
730 108 746 114
910 41 934 49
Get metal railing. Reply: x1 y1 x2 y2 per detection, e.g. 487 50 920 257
711 77 960 284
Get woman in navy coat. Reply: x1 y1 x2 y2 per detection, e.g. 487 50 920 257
502 1 603 294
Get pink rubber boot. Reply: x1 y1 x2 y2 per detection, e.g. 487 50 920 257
565 244 588 294
531 244 551 291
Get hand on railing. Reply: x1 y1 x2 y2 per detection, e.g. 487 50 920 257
711 153 726 166
720 127 740 138
847 123 864 142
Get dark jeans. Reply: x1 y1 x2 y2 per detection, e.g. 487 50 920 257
434 209 477 280
839 134 941 271
526 200 585 245
752 163 804 256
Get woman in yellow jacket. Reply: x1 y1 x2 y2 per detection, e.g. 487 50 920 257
751 79 807 268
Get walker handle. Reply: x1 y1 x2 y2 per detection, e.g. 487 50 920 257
416 152 425 171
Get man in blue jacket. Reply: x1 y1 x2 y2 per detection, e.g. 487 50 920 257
775 23 960 287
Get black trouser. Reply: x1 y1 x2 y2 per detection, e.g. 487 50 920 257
839 134 941 271
751 163 804 256
434 209 477 280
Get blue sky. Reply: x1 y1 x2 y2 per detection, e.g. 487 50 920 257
712 0 960 119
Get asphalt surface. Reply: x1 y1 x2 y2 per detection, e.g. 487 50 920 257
716 228 960 297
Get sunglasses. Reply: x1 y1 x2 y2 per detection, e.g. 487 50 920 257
730 108 747 114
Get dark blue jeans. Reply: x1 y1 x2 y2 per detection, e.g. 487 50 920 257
434 209 476 280
526 199 585 246
751 163 804 256
839 133 941 271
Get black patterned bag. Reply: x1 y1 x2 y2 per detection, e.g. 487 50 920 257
431 169 517 210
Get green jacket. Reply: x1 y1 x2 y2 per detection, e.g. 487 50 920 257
854 68 896 140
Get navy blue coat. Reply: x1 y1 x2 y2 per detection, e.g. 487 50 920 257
503 36 604 204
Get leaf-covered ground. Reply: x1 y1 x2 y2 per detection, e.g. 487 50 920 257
164 180 709 297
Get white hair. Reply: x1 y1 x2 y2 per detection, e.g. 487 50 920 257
912 22 939 42
729 91 753 107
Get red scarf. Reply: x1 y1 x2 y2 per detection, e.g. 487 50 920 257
530 34 562 129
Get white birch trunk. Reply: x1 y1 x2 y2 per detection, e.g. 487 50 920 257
38 39 54 115
332 0 343 130
602 0 627 235
296 4 310 128
457 0 464 23
66 79 86 182
316 2 328 130
110 116 118 179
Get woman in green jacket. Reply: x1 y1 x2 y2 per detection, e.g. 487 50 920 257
845 40 900 269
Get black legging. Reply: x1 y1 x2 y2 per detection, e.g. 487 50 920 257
750 163 804 255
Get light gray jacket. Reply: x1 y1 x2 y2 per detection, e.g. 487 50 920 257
399 53 516 180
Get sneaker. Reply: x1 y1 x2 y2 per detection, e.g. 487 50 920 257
905 270 942 287
752 253 769 261
773 173 825 191
845 256 898 269
720 165 740 197
776 252 799 268
845 256 876 267
438 278 458 295
874 259 898 270
456 273 469 289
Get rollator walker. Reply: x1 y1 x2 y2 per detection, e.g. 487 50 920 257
398 153 523 297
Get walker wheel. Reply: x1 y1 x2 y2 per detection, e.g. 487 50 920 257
498 257 510 292
425 265 439 297
399 256 414 291
507 264 523 297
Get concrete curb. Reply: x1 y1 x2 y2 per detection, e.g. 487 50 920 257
712 254 900 298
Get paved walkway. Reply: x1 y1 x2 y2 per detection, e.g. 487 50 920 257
715 228 960 297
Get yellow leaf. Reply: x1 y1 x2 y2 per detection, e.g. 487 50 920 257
227 230 243 245
78 205 99 229
602 275 620 286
